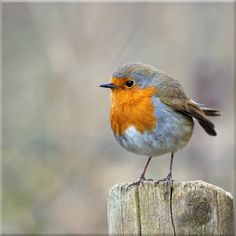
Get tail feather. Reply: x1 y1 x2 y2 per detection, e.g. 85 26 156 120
201 107 221 116
160 98 220 136
198 107 221 136
186 102 220 136
198 119 217 136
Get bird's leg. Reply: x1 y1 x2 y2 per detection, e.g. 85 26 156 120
139 156 153 182
156 152 174 185
128 156 152 187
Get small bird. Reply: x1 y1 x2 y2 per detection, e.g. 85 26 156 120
100 62 220 184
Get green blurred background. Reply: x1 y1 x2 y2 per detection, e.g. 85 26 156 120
2 2 234 234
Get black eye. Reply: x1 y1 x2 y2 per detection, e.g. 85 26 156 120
125 80 135 87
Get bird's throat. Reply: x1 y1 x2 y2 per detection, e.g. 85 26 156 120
110 87 157 135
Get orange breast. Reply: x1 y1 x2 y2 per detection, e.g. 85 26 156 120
110 86 157 135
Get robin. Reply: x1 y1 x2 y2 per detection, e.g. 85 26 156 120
100 62 220 185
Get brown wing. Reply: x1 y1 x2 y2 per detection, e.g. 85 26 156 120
157 75 219 136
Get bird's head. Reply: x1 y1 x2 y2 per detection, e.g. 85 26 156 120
100 62 158 93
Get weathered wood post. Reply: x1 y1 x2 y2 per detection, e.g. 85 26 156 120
107 180 234 235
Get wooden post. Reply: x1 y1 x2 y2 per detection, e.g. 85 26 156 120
107 180 234 235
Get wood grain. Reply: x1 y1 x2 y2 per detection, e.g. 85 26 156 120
107 180 234 235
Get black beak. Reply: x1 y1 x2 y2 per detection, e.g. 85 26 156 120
99 83 117 89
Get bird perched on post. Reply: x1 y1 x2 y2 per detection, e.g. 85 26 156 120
100 62 220 185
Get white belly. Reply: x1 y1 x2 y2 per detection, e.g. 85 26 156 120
114 99 194 156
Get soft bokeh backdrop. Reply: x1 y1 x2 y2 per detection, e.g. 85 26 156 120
2 2 234 234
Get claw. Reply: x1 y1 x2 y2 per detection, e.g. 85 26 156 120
128 176 146 188
155 173 174 198
127 176 153 189
155 175 173 185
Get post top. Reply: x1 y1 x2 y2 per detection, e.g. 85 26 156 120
109 180 233 200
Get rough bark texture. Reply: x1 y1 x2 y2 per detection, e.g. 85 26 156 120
107 180 234 235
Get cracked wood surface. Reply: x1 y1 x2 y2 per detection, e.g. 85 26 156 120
107 180 234 235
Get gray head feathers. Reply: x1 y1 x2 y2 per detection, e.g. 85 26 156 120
112 62 158 79
112 62 171 88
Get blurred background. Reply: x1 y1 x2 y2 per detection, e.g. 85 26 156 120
2 2 234 234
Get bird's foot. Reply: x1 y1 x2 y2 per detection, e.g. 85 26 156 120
155 173 173 185
155 173 174 197
127 176 153 188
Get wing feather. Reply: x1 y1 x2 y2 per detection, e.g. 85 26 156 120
156 76 219 136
